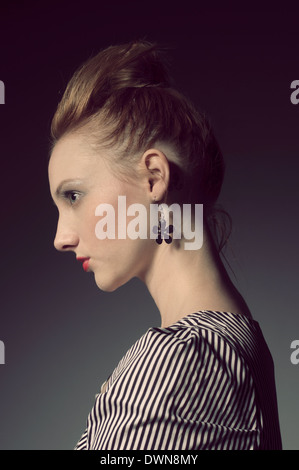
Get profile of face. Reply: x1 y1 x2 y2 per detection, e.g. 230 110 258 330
48 132 162 292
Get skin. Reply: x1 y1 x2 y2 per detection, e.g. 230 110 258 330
48 131 252 328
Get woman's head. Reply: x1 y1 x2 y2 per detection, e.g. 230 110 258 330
48 40 231 291
50 41 225 209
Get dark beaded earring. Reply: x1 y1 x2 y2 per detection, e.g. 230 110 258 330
153 205 174 244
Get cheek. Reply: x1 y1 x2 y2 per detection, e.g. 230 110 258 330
85 187 152 256
92 238 153 292
79 207 98 243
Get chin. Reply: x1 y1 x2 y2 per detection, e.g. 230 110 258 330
93 270 131 293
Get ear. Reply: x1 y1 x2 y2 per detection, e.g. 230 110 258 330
140 148 170 202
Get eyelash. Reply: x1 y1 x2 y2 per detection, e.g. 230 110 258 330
63 190 81 205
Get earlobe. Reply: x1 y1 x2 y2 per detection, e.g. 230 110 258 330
141 148 170 201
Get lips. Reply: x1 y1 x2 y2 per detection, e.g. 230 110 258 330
77 257 90 272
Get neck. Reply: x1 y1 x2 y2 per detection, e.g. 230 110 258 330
139 226 251 328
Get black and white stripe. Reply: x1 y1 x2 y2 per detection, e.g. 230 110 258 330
75 311 282 450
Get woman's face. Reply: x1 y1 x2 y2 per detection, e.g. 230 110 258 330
48 132 156 292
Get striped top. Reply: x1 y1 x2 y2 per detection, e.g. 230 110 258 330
75 310 282 450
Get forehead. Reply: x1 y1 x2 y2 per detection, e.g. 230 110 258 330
48 133 104 190
49 132 94 172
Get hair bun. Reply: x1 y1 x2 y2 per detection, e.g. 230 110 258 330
90 40 171 96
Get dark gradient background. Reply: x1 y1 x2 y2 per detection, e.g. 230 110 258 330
0 0 298 450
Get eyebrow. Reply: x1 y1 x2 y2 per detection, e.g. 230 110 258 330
54 179 84 198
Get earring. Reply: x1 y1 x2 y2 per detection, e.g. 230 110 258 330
153 204 174 244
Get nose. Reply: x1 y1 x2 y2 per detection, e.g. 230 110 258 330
54 216 79 252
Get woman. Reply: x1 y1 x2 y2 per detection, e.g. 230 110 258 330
48 41 282 450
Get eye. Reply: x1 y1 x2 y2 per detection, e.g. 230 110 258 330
63 191 81 205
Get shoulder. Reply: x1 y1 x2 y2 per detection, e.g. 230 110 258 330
106 311 260 394
143 310 267 391
148 309 262 358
